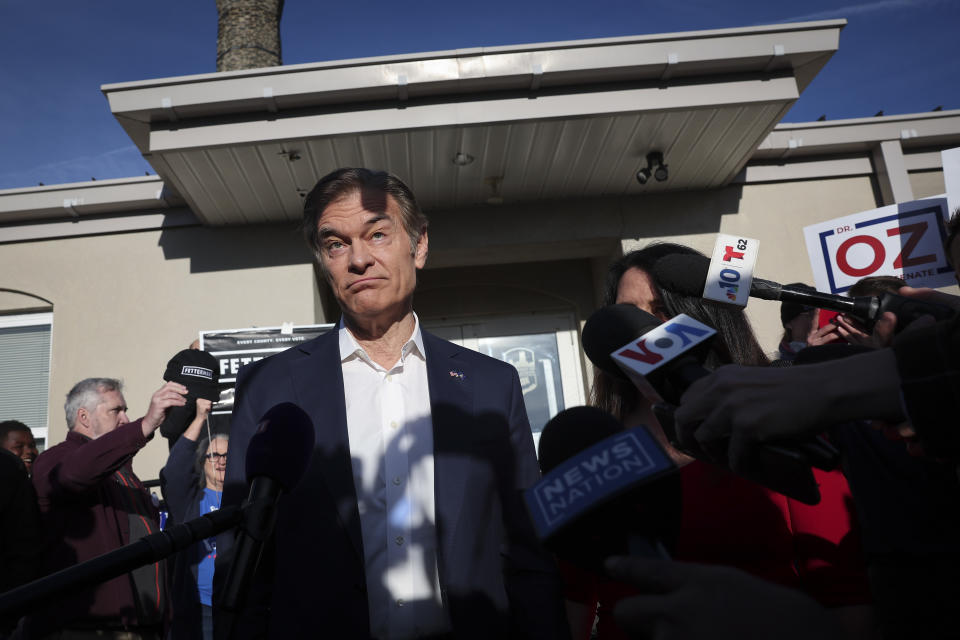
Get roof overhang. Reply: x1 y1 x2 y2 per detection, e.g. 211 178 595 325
755 109 960 159
0 176 181 224
102 20 845 226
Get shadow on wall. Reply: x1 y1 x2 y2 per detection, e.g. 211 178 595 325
157 223 313 273
417 259 596 321
617 186 743 239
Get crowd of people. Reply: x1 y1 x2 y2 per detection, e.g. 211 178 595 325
1 167 959 640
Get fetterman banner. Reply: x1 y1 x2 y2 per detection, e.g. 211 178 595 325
199 323 334 411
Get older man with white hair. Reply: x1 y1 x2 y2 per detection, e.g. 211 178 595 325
30 377 187 639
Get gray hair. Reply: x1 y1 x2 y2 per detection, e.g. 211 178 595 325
65 378 122 430
195 433 230 488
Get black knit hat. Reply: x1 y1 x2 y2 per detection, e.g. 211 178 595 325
780 283 817 327
162 349 220 401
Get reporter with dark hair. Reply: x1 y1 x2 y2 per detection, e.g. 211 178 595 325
567 244 872 640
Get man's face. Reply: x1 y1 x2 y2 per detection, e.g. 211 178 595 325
3 430 37 473
316 189 427 325
80 390 130 439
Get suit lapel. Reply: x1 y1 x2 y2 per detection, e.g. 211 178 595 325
423 331 474 552
290 330 364 561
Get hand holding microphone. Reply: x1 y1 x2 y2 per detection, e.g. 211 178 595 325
673 350 908 473
581 304 838 504
653 253 957 332
526 406 676 569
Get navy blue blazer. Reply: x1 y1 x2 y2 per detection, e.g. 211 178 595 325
216 327 569 639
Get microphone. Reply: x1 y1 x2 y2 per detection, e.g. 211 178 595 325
526 406 676 569
0 506 242 620
216 402 315 639
653 253 955 330
581 304 836 505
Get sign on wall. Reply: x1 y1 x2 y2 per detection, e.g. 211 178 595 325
199 323 334 410
803 197 952 294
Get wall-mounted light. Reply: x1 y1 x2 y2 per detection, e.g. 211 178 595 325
279 149 301 162
452 152 474 166
636 151 668 185
484 176 503 204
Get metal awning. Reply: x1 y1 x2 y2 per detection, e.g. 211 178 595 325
100 20 844 226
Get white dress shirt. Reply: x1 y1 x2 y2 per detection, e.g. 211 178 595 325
339 315 450 640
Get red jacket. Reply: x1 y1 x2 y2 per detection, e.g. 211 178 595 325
31 420 165 632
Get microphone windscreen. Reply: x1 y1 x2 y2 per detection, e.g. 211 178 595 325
652 253 710 296
538 406 623 474
245 402 316 492
582 304 662 379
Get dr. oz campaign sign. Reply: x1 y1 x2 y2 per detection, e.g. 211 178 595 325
803 198 952 294
524 427 675 540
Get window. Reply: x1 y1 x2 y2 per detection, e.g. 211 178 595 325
0 313 52 450
425 312 586 450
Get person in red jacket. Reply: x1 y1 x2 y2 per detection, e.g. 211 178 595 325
28 377 186 639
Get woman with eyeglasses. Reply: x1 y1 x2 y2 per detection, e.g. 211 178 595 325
160 398 228 640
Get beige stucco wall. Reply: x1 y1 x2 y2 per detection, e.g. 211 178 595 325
4 170 957 480
909 169 946 199
0 223 318 479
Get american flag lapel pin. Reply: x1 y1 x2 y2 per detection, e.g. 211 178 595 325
449 370 465 380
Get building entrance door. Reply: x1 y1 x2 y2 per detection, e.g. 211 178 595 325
425 313 586 449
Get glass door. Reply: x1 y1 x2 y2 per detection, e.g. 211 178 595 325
424 313 586 449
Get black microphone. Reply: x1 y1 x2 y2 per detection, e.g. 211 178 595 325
653 253 955 330
215 402 315 639
0 506 243 619
581 304 836 505
527 406 676 569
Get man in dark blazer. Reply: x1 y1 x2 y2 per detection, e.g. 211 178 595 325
217 168 569 640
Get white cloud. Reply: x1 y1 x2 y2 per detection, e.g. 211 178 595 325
778 0 941 23
0 146 152 189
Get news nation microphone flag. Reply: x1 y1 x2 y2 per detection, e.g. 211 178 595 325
525 427 674 540
803 197 952 294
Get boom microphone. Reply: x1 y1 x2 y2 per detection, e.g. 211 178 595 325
216 402 315 640
526 406 676 568
0 506 242 620
653 253 955 330
581 304 836 504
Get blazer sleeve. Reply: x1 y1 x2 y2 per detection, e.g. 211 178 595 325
500 366 572 640
212 359 273 639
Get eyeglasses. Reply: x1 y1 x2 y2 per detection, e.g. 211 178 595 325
205 453 227 461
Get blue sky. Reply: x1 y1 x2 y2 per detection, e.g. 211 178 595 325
0 0 957 190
